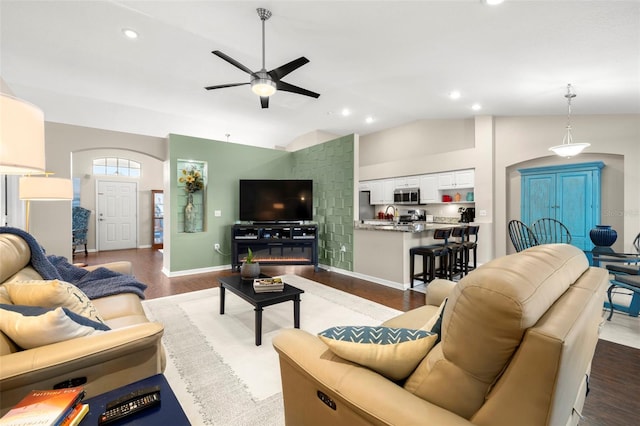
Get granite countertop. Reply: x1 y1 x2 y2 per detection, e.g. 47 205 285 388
354 220 466 233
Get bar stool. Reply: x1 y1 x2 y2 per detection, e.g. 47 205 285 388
447 227 466 280
462 225 480 275
410 228 452 287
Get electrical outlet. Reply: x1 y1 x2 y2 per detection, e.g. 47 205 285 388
340 245 347 252
214 243 220 250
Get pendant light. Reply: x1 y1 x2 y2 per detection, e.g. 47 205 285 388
548 84 590 158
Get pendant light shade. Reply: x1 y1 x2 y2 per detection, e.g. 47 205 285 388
549 84 590 158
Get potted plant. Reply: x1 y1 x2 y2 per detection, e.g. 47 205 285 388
240 248 260 279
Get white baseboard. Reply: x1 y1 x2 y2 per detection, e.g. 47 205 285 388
318 264 406 290
162 263 232 277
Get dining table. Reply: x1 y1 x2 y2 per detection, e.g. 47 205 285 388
586 247 640 320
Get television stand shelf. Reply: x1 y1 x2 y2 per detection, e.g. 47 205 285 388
231 224 319 271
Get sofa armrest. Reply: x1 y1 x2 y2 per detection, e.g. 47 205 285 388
0 322 165 415
273 329 473 426
82 261 133 275
424 278 456 306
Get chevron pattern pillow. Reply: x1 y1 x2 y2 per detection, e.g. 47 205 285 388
318 326 438 380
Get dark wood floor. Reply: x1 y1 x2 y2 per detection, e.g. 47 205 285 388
80 248 426 311
79 248 639 426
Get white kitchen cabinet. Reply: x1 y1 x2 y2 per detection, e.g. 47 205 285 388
359 181 372 192
369 180 383 204
419 175 438 203
455 169 475 188
395 176 419 188
437 169 475 189
369 179 394 204
381 179 395 204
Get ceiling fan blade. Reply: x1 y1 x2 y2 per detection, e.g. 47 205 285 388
204 82 249 90
276 81 320 99
268 57 309 81
260 96 269 109
212 50 255 75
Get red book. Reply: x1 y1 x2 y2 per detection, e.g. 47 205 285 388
0 387 85 426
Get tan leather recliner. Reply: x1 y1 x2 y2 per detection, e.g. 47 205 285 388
0 233 166 416
273 244 607 426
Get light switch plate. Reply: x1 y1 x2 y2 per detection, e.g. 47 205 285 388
214 210 222 217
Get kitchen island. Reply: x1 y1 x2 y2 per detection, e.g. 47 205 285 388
353 220 462 289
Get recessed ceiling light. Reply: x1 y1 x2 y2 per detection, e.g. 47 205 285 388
449 90 461 100
484 0 505 5
122 28 139 39
341 108 351 117
471 103 482 111
365 116 374 124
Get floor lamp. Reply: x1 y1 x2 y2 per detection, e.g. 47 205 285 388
0 93 46 174
1 92 46 228
19 175 73 232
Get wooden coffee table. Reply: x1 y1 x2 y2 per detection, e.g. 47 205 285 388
218 275 304 346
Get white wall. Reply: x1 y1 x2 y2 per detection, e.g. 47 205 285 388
359 116 493 264
28 123 166 258
358 114 640 263
72 149 164 252
494 114 639 256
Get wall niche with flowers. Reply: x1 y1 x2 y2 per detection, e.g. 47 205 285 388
177 159 207 233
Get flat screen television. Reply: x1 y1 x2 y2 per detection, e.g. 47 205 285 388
239 179 313 222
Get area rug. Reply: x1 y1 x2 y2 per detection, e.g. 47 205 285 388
141 275 401 425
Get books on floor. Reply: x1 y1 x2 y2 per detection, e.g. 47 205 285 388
0 386 87 426
253 277 284 293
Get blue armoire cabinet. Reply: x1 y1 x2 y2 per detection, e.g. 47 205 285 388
519 162 604 250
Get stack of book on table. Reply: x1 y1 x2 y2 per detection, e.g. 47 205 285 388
253 277 284 293
0 386 88 426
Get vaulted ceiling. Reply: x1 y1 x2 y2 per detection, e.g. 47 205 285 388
1 1 638 148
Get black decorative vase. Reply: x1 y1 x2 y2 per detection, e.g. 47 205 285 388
589 225 617 247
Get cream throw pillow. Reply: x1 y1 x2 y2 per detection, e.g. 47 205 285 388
0 304 108 349
318 326 438 380
4 280 105 324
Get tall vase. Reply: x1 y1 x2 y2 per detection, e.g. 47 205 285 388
589 225 617 247
184 193 196 233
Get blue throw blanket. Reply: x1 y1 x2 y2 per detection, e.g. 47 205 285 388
1 227 147 299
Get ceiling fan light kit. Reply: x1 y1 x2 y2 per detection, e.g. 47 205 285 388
205 8 319 108
549 83 590 158
251 74 276 97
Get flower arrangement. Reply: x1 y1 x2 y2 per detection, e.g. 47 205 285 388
179 166 204 193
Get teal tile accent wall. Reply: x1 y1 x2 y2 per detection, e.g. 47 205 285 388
292 135 355 270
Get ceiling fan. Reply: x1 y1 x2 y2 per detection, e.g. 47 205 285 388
205 8 320 109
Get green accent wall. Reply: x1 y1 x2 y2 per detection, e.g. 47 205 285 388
168 133 355 273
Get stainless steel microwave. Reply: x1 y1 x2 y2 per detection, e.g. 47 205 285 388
393 188 420 204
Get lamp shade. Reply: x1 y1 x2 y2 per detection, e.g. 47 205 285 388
19 176 73 200
548 142 590 158
0 93 46 174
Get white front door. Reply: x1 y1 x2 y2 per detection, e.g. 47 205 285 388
97 180 137 251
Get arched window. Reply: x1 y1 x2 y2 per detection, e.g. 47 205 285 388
92 157 141 177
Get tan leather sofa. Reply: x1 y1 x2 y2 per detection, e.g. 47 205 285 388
0 232 165 415
273 244 608 426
